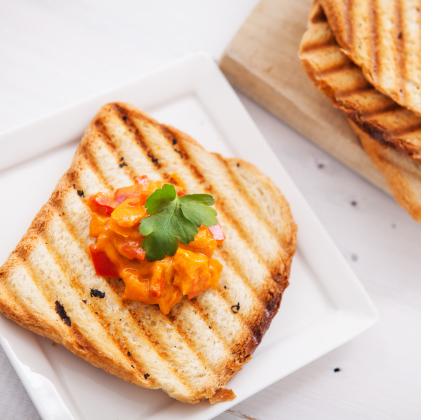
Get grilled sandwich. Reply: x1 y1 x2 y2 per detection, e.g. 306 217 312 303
299 1 421 221
0 102 297 403
299 1 421 164
319 0 421 117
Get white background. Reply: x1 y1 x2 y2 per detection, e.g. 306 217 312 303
1 1 421 419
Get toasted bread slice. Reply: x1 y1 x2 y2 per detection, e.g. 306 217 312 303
319 0 421 117
299 1 421 164
299 1 421 222
349 119 421 221
0 103 296 403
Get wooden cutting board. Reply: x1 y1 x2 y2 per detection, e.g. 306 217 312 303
219 0 391 195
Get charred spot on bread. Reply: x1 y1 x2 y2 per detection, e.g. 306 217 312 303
127 351 131 356
147 152 159 165
272 273 285 283
77 190 84 197
119 162 128 168
245 279 288 357
55 301 71 326
144 373 150 379
90 289 106 298
174 149 183 159
231 303 240 314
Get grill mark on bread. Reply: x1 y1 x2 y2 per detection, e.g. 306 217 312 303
166 300 243 374
77 146 116 194
314 62 356 78
395 0 406 102
113 104 163 172
221 159 294 261
343 0 353 47
94 119 139 180
370 0 380 83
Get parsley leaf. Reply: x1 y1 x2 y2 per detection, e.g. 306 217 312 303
178 194 216 227
139 184 218 261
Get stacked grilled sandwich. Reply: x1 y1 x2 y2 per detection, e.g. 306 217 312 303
299 0 421 222
0 103 296 403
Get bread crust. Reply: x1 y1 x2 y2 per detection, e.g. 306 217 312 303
350 119 421 222
0 102 296 403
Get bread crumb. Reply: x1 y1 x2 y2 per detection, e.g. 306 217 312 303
209 388 236 404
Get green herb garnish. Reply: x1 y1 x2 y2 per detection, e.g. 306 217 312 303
139 184 217 261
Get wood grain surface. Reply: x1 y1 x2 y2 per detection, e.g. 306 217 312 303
219 0 391 195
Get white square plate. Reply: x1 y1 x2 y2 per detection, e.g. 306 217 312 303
0 53 378 420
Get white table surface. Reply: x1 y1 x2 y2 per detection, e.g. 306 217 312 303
1 1 421 419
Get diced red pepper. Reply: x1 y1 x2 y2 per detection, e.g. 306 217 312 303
114 184 141 206
89 244 119 278
208 221 226 241
114 176 151 206
119 242 146 261
87 193 115 216
177 191 186 197
150 277 165 297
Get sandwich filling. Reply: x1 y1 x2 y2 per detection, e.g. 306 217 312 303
87 176 225 314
